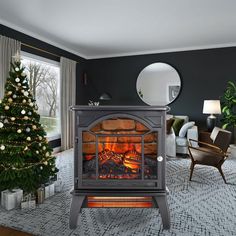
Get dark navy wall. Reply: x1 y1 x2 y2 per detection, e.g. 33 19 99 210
85 48 236 127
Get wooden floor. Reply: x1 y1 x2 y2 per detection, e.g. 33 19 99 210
0 226 33 236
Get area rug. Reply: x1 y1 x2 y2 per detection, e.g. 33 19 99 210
0 150 236 236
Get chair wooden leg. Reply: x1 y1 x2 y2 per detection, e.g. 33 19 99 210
189 162 195 181
217 166 227 184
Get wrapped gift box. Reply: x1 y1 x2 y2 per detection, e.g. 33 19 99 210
37 187 45 204
21 193 36 209
1 189 23 210
49 183 55 196
55 178 63 193
44 182 55 199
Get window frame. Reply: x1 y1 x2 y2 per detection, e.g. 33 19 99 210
21 51 61 141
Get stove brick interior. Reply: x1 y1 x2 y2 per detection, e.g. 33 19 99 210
82 118 158 155
82 118 158 179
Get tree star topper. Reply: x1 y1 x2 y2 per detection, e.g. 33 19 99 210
12 51 22 62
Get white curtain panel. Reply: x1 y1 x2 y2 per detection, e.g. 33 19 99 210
60 57 76 150
0 35 21 99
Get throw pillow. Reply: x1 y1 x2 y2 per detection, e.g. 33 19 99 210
179 121 195 137
166 118 175 134
172 118 184 135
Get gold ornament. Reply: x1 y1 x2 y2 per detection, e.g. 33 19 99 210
28 99 31 102
8 91 12 95
17 83 21 86
43 161 48 165
11 117 16 121
23 116 29 120
24 146 28 151
43 146 46 150
17 129 22 133
8 98 13 103
22 99 26 103
40 166 43 170
32 125 37 129
39 136 42 140
29 102 34 107
24 91 29 96
0 99 2 103
21 72 26 76
5 106 10 110
45 152 49 157
0 145 5 150
39 143 42 147
52 168 55 171
26 137 31 141
36 151 39 154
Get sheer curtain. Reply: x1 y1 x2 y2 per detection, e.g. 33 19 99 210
0 35 21 98
60 57 76 150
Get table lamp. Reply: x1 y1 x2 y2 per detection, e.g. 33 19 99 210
203 100 221 131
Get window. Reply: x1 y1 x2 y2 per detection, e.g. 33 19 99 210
21 52 60 139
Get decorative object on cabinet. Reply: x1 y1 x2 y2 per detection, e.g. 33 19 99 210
203 100 221 132
188 127 231 183
136 62 181 106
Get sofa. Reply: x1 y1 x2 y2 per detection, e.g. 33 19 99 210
166 115 198 157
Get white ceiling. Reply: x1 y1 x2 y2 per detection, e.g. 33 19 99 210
0 0 236 59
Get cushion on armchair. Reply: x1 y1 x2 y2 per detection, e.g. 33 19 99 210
172 118 184 135
179 121 195 138
166 118 175 134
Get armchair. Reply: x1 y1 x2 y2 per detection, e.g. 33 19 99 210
188 127 232 183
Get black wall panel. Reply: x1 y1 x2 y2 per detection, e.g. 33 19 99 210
85 48 236 127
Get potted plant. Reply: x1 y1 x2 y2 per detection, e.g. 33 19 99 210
220 81 236 142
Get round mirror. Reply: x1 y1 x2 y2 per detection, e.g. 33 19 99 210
136 62 181 105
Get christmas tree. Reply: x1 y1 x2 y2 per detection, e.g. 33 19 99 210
0 53 58 193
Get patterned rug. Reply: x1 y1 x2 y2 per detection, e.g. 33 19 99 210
0 149 236 236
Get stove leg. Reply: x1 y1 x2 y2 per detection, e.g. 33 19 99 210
153 196 170 230
69 195 86 229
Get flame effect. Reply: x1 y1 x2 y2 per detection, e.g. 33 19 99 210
98 138 142 179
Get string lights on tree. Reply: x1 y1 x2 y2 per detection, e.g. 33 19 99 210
0 52 58 193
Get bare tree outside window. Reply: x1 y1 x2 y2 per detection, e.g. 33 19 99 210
22 56 60 137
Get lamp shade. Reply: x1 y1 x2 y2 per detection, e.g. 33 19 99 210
203 100 221 114
99 92 112 101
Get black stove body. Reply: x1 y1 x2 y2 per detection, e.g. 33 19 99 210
69 106 170 229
